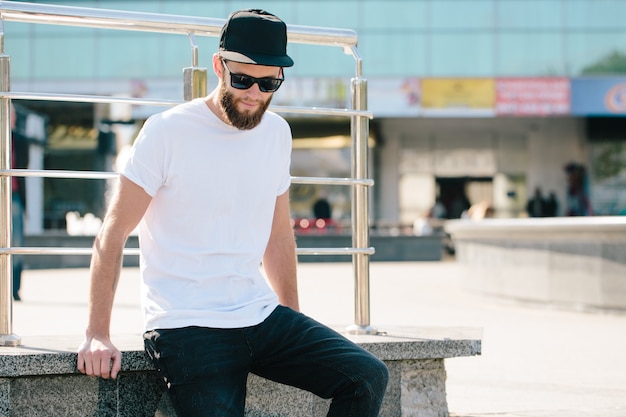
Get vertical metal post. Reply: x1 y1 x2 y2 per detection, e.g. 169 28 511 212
347 52 376 335
0 27 20 346
183 32 207 101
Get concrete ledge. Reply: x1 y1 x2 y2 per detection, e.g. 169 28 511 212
445 216 626 311
0 328 481 417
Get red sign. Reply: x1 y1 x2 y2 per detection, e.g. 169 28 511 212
496 78 570 116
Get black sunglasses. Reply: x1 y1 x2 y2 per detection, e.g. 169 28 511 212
222 60 284 93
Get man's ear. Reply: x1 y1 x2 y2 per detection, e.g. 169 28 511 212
212 54 224 79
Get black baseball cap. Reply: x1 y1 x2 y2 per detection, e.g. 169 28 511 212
218 9 294 68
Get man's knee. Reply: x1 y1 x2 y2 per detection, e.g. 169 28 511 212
351 354 388 401
368 356 389 396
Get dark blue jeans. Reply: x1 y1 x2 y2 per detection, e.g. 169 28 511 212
144 305 389 417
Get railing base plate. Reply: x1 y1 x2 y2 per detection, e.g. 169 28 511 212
345 324 378 335
0 334 21 347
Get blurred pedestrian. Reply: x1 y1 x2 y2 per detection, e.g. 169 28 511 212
10 102 28 301
526 187 547 217
429 197 447 219
545 191 559 217
564 163 593 216
312 195 332 219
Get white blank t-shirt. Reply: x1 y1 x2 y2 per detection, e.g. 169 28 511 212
122 98 292 331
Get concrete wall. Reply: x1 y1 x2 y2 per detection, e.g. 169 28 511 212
445 216 626 311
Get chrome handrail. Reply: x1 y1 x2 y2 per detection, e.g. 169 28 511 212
1 169 374 186
0 1 375 345
0 91 374 119
0 247 375 256
0 1 360 60
0 169 375 258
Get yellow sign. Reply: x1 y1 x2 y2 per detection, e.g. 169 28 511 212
421 78 495 109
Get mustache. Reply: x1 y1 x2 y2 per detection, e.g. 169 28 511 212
219 84 272 130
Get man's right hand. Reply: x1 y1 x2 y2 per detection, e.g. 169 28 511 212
77 337 122 379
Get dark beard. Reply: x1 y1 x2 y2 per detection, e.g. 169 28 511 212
219 83 272 130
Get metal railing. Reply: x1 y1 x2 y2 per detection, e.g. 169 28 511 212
0 1 376 346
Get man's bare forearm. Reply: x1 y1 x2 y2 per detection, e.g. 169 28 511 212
85 226 126 338
264 232 299 311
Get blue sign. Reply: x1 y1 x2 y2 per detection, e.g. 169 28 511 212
571 78 626 116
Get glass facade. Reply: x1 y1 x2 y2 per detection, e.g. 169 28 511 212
4 0 626 81
3 0 626 225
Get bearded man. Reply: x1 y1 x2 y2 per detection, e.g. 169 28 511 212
77 9 388 417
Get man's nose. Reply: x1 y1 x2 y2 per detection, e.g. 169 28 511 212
245 82 264 97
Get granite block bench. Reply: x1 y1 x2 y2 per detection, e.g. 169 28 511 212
0 328 481 417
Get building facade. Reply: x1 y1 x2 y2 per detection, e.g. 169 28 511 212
3 0 626 233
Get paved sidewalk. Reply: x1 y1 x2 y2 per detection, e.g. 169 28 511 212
9 260 626 417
